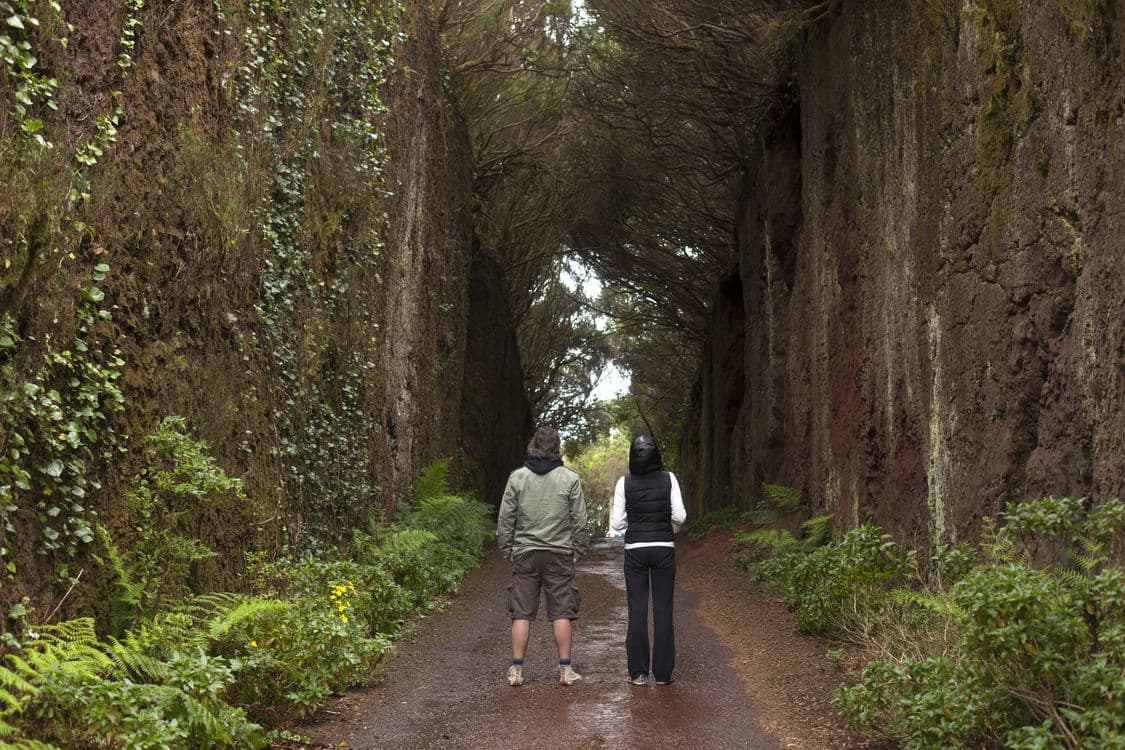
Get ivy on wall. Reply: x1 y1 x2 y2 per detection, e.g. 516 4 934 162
232 0 402 543
1 0 406 584
0 0 144 577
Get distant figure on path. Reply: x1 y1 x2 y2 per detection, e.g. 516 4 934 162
496 426 591 687
610 435 687 686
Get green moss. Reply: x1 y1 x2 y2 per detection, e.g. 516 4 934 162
913 0 957 32
1056 0 1111 42
958 0 1035 244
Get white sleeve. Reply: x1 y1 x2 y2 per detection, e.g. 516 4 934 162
669 473 686 525
610 477 628 532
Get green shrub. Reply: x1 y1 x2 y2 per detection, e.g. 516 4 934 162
3 457 493 744
731 528 798 568
107 417 258 632
356 528 474 608
395 460 494 559
237 556 394 717
400 494 494 560
40 648 267 750
0 617 268 750
756 523 916 637
829 498 1125 749
927 542 978 591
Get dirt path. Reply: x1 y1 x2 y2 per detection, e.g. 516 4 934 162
296 533 882 749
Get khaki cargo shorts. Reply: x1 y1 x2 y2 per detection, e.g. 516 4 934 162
507 549 580 621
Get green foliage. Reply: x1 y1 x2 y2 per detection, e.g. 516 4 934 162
0 619 103 750
0 274 125 566
804 497 1125 749
226 558 390 718
762 483 801 513
730 487 814 564
230 461 490 719
358 529 462 609
0 456 489 745
107 417 256 630
0 616 268 750
39 648 267 750
0 0 63 150
411 458 451 504
761 523 916 636
800 513 833 548
0 0 141 576
683 505 747 539
394 461 494 558
731 528 797 564
927 542 978 591
568 427 632 538
240 0 402 544
692 484 810 540
95 526 143 641
396 461 494 561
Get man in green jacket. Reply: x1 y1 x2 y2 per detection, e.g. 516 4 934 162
496 426 590 687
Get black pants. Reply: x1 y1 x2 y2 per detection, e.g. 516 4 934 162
624 546 676 681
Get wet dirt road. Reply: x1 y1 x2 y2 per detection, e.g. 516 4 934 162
301 538 781 749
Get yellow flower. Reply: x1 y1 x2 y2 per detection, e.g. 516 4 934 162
249 640 257 647
340 615 348 623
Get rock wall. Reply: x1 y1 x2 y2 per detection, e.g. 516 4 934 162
682 0 1124 544
0 0 527 617
457 246 533 506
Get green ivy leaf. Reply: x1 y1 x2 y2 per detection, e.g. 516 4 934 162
44 459 64 477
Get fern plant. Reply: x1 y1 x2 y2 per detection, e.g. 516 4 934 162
396 459 493 558
762 483 801 512
410 459 451 504
0 728 62 750
800 514 833 548
0 619 108 748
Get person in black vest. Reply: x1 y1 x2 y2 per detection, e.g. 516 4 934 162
609 435 687 685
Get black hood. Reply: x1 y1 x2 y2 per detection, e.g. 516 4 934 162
525 456 564 475
628 436 663 475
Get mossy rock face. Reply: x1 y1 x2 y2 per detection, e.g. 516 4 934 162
963 0 1034 239
682 0 1125 551
0 1 514 623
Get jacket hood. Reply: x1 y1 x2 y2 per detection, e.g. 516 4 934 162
628 436 663 475
525 456 564 475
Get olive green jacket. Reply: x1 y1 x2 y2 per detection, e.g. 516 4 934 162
496 465 590 560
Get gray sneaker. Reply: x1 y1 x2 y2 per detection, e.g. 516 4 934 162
629 674 647 685
558 664 582 685
507 665 524 686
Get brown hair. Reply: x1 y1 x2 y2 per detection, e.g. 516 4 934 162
526 426 561 460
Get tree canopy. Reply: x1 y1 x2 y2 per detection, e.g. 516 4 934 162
441 0 815 439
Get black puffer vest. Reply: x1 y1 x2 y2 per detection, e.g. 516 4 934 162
623 436 674 544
